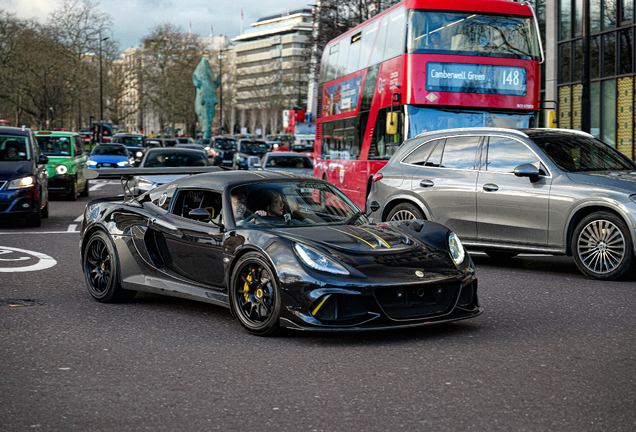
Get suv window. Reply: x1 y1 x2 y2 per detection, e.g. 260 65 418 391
440 136 480 170
485 136 539 173
403 139 440 165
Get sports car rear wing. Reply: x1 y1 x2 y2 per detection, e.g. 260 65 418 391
83 166 226 202
83 166 224 180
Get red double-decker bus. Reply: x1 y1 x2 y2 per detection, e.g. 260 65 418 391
313 0 543 209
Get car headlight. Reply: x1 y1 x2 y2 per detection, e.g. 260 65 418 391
294 243 349 275
88 160 97 166
448 232 465 266
117 161 129 166
56 165 68 175
136 151 143 157
204 146 211 151
7 176 36 190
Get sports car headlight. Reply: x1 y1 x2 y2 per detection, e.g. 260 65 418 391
56 165 68 175
294 243 349 275
448 232 465 266
117 161 129 166
135 151 143 157
87 160 97 166
7 176 36 190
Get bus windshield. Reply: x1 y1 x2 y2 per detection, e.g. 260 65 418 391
406 106 532 138
407 11 540 61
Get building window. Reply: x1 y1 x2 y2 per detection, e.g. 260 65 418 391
560 0 572 40
560 42 572 83
620 28 634 74
602 79 617 147
603 32 616 77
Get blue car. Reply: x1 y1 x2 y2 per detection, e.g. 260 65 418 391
0 126 49 227
87 144 133 169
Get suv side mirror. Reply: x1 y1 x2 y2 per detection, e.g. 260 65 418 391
513 163 540 183
38 155 49 165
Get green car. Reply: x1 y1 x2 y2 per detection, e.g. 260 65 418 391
35 131 89 200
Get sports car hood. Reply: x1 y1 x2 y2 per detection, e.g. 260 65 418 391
0 161 33 180
276 224 416 253
566 170 636 192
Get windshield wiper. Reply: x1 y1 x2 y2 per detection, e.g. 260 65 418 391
344 211 366 225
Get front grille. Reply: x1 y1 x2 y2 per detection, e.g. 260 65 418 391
375 282 460 320
0 202 10 212
311 294 369 324
97 163 116 168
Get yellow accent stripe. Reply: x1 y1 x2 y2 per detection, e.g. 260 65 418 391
273 170 295 177
328 227 376 249
248 171 266 178
358 227 391 249
312 294 331 316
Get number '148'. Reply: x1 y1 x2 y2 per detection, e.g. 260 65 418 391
503 70 520 86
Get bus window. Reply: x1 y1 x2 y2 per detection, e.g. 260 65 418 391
333 120 345 159
360 64 379 112
384 7 406 61
347 32 362 75
359 21 379 70
343 118 359 160
369 108 403 160
322 121 334 160
336 37 350 77
369 16 389 66
327 43 339 82
319 49 330 83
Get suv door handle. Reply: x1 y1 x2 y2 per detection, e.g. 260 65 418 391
419 179 434 188
483 183 499 192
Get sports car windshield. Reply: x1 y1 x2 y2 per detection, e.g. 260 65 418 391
531 135 636 172
231 181 365 228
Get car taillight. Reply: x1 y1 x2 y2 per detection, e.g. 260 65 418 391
372 173 383 183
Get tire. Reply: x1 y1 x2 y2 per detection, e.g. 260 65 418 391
83 231 137 302
229 252 281 336
80 179 89 197
41 201 49 219
571 211 634 280
26 206 42 227
387 202 424 221
485 251 519 259
68 178 78 201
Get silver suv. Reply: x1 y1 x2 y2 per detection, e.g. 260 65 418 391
368 128 636 280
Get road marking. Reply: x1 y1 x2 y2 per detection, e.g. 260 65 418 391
0 231 79 235
89 180 118 192
0 246 57 272
67 224 77 232
74 215 83 222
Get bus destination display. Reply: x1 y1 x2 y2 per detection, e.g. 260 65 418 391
426 62 527 96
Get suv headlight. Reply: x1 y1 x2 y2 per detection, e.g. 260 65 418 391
448 232 465 266
56 165 68 175
7 176 36 190
87 160 97 166
294 243 349 275
117 161 129 166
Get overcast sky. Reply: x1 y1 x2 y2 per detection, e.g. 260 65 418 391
2 0 315 52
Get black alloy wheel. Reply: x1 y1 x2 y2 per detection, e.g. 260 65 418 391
83 231 136 302
572 211 634 280
387 202 424 222
230 252 281 336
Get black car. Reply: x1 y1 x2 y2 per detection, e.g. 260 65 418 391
232 139 268 170
80 168 481 336
208 136 237 167
0 126 49 226
111 133 147 166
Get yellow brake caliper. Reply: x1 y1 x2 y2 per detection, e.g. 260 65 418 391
244 270 253 301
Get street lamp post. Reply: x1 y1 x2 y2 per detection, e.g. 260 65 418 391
99 32 109 144
218 52 223 135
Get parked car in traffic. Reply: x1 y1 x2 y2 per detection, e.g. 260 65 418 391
111 133 147 166
233 139 268 170
261 152 314 176
87 144 134 169
146 138 164 149
0 126 49 226
176 137 196 145
208 136 236 167
176 143 214 159
35 130 89 200
368 127 636 281
132 147 212 194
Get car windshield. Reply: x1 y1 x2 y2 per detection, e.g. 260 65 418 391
265 155 313 169
114 136 145 146
91 145 128 156
241 141 268 154
0 136 30 161
143 151 208 167
147 140 162 148
36 136 73 156
407 11 540 60
231 181 364 228
215 139 236 150
530 134 636 172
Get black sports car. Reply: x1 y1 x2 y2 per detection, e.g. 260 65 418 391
80 168 482 336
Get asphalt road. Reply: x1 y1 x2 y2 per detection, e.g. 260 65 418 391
1 181 635 431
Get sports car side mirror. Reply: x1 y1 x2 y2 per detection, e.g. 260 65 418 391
513 163 540 183
189 208 212 221
369 201 380 213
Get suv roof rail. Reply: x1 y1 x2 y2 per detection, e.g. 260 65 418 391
414 127 529 139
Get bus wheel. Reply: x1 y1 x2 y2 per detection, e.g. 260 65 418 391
387 203 424 221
